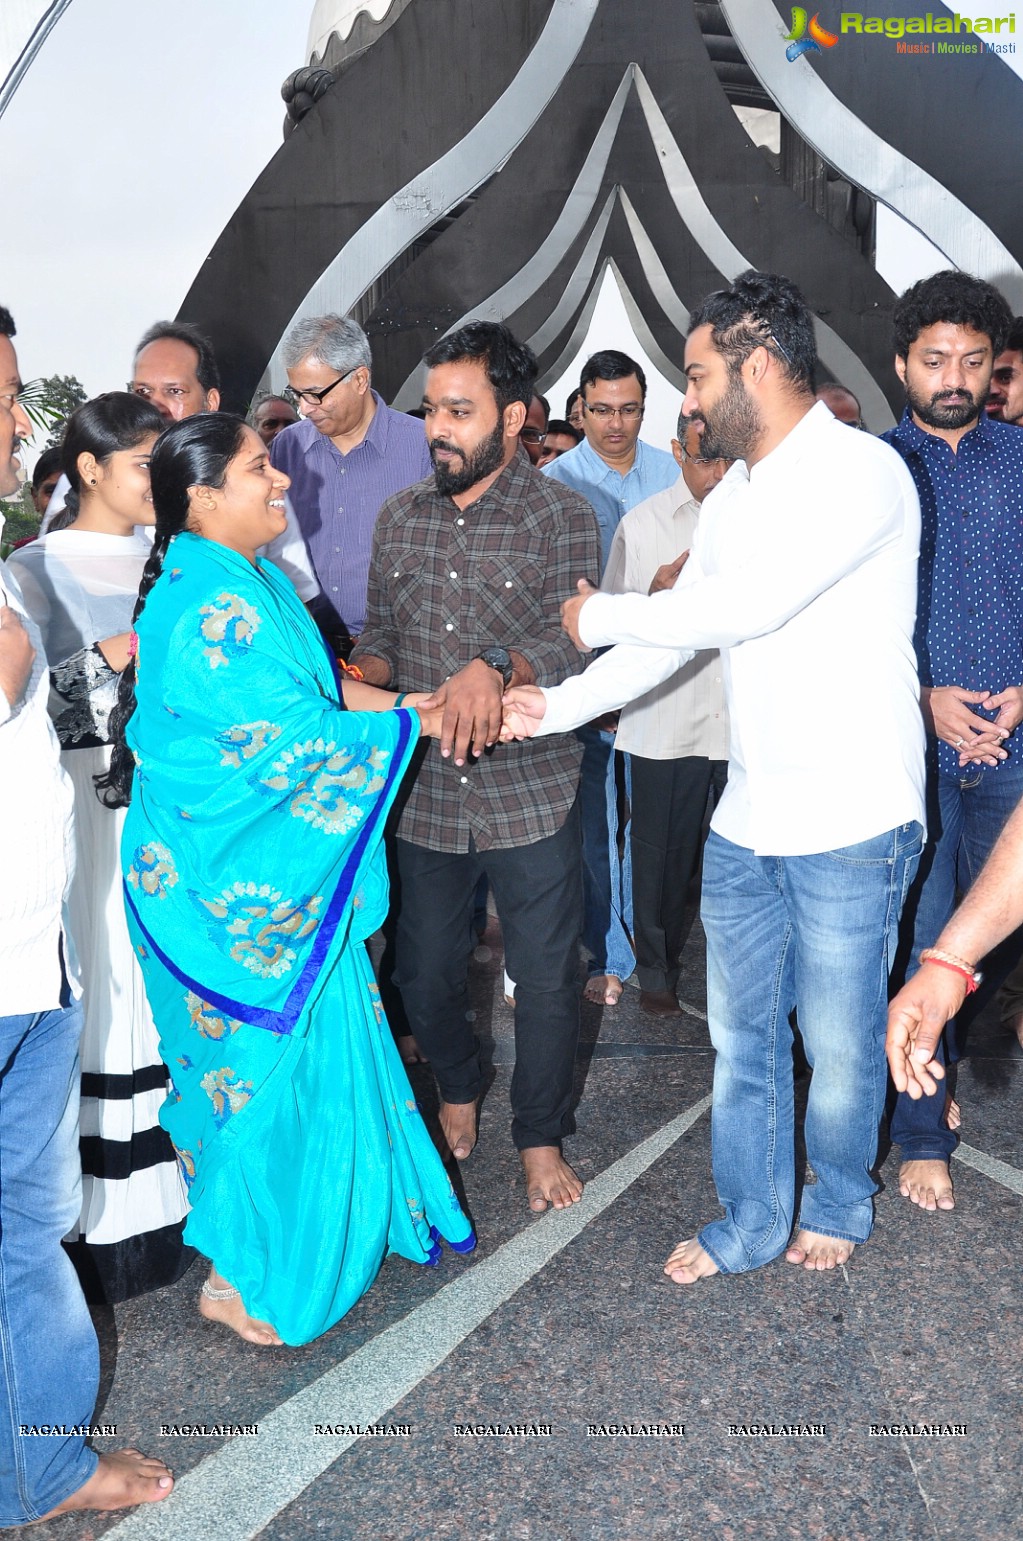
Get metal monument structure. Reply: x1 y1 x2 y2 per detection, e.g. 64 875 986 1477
175 0 1023 431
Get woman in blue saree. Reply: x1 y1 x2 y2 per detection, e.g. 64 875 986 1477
99 414 474 1347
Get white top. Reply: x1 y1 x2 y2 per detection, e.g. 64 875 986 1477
40 476 321 603
538 404 926 856
0 551 79 1012
603 474 729 761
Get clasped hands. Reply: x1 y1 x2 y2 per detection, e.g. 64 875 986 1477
412 579 601 762
923 684 1023 767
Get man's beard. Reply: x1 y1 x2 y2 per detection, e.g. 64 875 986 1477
430 420 506 496
906 381 983 431
699 371 762 462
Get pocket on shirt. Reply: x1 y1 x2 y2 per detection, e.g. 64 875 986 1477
473 557 544 638
385 557 422 632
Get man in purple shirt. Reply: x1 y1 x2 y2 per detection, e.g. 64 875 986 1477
270 315 432 655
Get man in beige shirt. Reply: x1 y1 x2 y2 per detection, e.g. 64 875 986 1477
602 413 730 1015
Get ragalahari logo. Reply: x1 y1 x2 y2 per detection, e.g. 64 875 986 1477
785 8 840 59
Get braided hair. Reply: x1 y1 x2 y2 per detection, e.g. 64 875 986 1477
96 413 248 807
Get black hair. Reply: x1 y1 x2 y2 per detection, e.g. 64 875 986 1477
96 413 247 808
59 393 164 523
533 392 551 425
892 271 1011 359
133 319 221 396
423 321 537 415
1004 316 1023 356
565 387 582 417
580 350 647 399
0 306 15 338
689 269 818 393
546 418 582 444
31 444 62 491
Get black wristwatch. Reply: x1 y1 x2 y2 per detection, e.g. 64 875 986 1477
476 646 514 688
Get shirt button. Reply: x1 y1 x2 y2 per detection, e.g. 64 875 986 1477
505 580 513 588
338 507 344 514
332 586 339 593
456 518 465 526
450 571 458 579
335 547 341 553
460 776 468 784
445 622 454 631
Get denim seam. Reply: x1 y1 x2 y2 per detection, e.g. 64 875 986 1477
744 899 791 1270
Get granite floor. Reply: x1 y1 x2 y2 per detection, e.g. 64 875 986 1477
18 913 1023 1541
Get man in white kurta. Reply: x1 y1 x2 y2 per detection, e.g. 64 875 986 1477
504 271 926 1282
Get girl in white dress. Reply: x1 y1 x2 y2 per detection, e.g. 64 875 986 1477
9 394 192 1302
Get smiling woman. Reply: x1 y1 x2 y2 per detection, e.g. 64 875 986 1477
92 412 475 1347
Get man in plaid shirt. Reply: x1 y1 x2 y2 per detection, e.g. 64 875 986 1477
352 322 601 1211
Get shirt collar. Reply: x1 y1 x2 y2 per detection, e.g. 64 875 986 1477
889 404 995 455
303 389 387 458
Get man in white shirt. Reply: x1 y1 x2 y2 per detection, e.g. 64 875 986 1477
503 271 926 1282
0 308 173 1523
603 413 730 1017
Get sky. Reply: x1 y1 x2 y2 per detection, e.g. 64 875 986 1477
1 0 310 407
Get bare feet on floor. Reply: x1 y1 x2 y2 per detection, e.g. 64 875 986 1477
663 1236 719 1284
899 1158 955 1210
199 1270 283 1346
439 1098 477 1161
520 1146 583 1212
40 1450 174 1517
582 973 623 1006
784 1229 855 1270
945 1095 961 1131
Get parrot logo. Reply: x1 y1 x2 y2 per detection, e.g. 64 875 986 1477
784 8 840 60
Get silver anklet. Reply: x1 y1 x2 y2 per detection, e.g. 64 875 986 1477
201 1279 241 1301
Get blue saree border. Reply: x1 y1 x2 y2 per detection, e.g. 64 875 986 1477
125 709 414 1037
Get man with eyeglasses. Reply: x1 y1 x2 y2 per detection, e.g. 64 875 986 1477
544 351 678 1008
601 412 730 1018
518 393 550 466
269 314 431 657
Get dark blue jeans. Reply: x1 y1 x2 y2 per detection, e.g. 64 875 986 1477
394 801 583 1150
891 758 1023 1160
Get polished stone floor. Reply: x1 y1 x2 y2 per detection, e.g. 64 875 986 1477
23 915 1023 1541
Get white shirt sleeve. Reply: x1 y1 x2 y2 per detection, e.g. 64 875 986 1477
260 492 321 602
535 640 693 735
578 464 906 652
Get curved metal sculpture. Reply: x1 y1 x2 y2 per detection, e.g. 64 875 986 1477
178 0 1021 432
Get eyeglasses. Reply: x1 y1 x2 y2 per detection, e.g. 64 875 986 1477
284 367 358 408
585 403 644 420
688 455 728 467
259 416 296 431
520 428 547 445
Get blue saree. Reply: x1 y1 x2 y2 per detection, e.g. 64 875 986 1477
122 531 474 1345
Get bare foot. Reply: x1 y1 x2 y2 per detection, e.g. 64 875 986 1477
397 1033 428 1065
785 1229 855 1270
582 973 623 1006
40 1449 173 1517
663 1236 719 1284
520 1146 583 1211
899 1158 955 1211
199 1270 283 1345
439 1099 477 1160
945 1095 961 1131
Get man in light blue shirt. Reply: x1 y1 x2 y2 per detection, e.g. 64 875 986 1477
544 351 678 570
543 352 678 1005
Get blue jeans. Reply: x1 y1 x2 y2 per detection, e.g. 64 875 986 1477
577 725 634 981
891 758 1023 1160
699 822 923 1273
0 998 98 1525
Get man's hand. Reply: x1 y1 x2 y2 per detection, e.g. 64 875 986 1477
886 963 960 1099
986 685 1023 736
0 606 35 708
648 551 689 595
499 685 547 740
561 578 599 650
421 659 503 765
923 685 1008 765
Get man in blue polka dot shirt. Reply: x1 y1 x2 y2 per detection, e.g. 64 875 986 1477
884 271 1023 1214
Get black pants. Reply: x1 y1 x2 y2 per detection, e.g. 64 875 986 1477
630 755 726 993
394 801 582 1150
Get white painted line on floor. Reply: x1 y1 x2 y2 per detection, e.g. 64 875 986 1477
678 999 708 1022
952 1140 1023 1197
103 1092 713 1541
